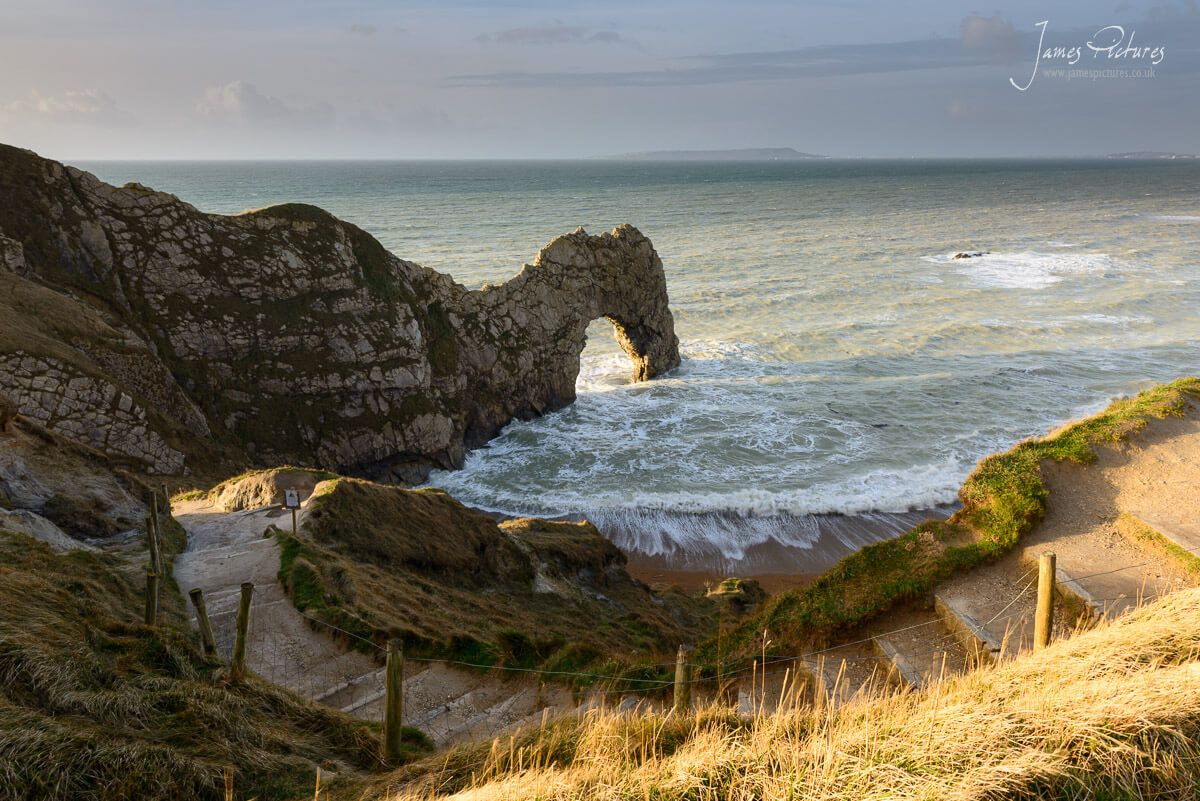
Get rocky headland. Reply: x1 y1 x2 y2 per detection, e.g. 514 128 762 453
0 143 679 482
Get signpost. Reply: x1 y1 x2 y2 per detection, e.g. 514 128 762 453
284 488 300 536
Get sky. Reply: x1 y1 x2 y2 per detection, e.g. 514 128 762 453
1 0 1198 159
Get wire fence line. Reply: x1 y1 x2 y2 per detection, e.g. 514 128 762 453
194 536 1200 708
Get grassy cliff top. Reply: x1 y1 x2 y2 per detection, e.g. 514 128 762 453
371 585 1200 800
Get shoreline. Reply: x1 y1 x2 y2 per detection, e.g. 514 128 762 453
476 503 956 592
611 507 954 591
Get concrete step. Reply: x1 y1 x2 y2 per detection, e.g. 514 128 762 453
872 614 975 689
934 594 1003 665
315 666 387 711
448 686 540 743
206 597 290 620
180 537 276 560
800 656 844 705
801 641 890 707
503 707 555 737
409 683 510 731
871 636 922 688
342 685 386 715
1053 564 1106 622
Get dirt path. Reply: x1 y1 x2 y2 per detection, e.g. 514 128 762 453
1019 406 1199 619
171 498 575 746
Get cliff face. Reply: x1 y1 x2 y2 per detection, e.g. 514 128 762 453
0 144 679 479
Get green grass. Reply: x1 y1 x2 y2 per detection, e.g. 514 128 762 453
714 378 1200 661
960 377 1200 554
276 529 381 655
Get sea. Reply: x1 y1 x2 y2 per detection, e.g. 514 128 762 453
81 159 1200 576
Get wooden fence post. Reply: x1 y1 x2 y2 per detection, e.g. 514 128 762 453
189 588 218 657
144 571 159 625
145 515 161 576
673 644 694 714
231 582 253 682
1035 551 1056 650
160 483 170 516
150 494 159 539
383 638 405 763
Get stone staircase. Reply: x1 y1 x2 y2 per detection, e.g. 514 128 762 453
785 512 1198 708
304 660 576 747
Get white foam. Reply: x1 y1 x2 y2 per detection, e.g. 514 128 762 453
1066 313 1151 325
426 336 976 562
425 329 1200 560
924 250 1118 290
1148 214 1200 222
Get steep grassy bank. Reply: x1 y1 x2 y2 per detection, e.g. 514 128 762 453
368 586 1200 801
276 478 717 689
0 528 430 801
714 377 1200 661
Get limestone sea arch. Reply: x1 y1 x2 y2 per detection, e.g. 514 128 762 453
0 144 680 480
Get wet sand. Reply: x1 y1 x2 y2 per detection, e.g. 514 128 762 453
615 507 953 593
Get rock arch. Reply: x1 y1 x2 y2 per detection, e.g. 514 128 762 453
453 225 680 446
0 144 681 481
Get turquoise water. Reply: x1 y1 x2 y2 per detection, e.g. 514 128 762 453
82 159 1200 568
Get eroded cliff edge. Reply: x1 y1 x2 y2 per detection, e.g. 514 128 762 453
0 144 679 480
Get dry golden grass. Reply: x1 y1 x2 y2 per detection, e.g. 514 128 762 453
0 528 427 801
373 587 1200 801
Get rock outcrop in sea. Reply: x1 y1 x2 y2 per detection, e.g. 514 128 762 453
0 144 680 480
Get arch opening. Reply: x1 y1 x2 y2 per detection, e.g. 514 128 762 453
576 317 637 393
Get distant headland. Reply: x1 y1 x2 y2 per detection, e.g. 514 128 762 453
1104 151 1197 159
603 147 828 161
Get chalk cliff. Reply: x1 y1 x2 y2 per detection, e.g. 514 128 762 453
0 144 679 479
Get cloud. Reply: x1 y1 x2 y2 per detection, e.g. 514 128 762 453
960 14 1021 61
348 23 378 36
475 25 629 46
196 80 334 129
3 89 134 126
456 14 1152 89
449 36 988 87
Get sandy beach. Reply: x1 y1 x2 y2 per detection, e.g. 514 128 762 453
614 507 950 591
